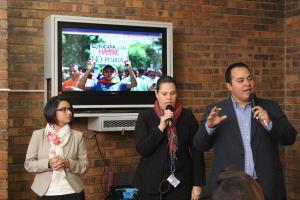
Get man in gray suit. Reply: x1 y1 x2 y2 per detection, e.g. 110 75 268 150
194 62 297 200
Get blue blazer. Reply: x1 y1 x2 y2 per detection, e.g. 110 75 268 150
194 97 296 200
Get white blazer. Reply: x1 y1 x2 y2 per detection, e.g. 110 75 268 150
24 128 89 196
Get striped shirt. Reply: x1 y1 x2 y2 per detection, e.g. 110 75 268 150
232 98 256 178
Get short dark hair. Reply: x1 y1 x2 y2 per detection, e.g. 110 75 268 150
69 64 79 69
156 75 177 92
138 67 146 74
225 62 250 83
44 96 74 124
213 170 265 200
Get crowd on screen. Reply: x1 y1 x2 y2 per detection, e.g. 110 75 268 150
62 61 162 92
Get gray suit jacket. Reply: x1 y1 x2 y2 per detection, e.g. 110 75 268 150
24 128 88 196
194 97 297 200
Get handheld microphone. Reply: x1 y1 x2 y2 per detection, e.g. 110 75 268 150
249 93 268 126
165 105 173 126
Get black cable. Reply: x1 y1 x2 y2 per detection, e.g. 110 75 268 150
159 177 170 200
158 147 171 200
85 132 110 198
94 132 110 196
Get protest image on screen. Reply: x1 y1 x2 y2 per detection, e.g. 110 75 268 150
61 27 163 92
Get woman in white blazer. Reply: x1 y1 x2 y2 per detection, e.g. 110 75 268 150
25 96 88 200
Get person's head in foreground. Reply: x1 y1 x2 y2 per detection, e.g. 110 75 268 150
212 170 265 200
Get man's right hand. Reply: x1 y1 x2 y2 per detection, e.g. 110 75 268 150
124 60 131 68
87 60 95 70
207 106 227 128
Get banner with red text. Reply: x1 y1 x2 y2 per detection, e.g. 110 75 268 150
90 43 128 66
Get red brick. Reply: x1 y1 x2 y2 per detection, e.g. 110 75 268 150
0 170 7 180
105 149 126 158
3 1 300 200
0 153 7 161
0 191 8 199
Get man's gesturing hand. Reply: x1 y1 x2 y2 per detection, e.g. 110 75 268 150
207 106 227 128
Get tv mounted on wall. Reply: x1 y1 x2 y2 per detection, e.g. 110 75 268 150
44 15 173 114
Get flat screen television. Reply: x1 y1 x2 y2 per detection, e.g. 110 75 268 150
44 15 173 113
110 185 139 200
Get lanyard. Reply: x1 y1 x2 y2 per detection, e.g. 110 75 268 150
170 154 176 174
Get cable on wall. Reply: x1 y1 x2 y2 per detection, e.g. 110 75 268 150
85 131 110 197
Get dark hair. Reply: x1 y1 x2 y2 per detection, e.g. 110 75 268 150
225 62 250 83
156 75 177 92
138 67 146 74
131 67 138 74
44 96 74 124
213 170 265 200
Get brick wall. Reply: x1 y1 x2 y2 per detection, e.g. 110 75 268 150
0 0 8 199
5 0 299 200
285 1 300 199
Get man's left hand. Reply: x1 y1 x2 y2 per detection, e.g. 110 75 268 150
191 186 202 200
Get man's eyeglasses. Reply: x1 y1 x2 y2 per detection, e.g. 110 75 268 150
56 107 73 113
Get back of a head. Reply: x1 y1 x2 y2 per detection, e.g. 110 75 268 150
212 170 265 200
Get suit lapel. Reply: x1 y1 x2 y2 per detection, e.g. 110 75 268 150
251 98 262 150
223 98 244 149
63 133 72 158
224 98 259 149
251 113 259 139
43 129 51 151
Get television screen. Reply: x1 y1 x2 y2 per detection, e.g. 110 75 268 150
59 24 164 93
44 15 173 111
110 185 139 200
